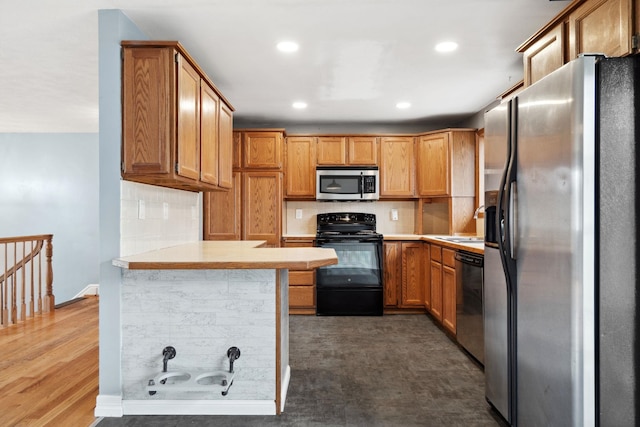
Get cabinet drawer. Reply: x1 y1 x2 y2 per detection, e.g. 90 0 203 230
289 285 315 307
289 270 315 285
282 240 314 248
431 245 442 262
443 248 456 267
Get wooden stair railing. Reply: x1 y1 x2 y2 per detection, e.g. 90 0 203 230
0 234 54 327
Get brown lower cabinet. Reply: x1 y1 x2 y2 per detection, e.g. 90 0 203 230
441 248 457 334
383 240 458 332
383 241 426 311
430 245 443 321
282 239 316 314
430 243 457 335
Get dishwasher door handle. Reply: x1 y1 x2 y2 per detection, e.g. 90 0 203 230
455 252 483 266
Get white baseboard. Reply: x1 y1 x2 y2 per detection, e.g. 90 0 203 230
94 394 123 417
122 399 276 415
74 283 99 298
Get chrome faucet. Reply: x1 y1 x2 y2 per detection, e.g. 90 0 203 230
473 205 485 220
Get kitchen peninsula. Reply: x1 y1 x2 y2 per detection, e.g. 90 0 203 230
110 241 337 416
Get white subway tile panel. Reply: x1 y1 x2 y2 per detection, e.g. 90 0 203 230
121 269 278 401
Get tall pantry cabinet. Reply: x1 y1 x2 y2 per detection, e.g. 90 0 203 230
204 129 284 247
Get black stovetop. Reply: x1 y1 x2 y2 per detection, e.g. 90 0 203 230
316 212 380 236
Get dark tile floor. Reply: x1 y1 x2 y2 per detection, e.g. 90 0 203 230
97 314 506 427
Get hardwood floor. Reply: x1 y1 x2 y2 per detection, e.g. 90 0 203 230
0 296 99 427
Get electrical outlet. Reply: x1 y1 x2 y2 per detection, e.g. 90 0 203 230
391 209 398 221
137 200 145 220
295 209 303 219
163 202 169 220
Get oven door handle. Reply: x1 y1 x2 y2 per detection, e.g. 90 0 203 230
315 237 383 245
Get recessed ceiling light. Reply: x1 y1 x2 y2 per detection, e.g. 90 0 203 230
396 102 411 109
292 101 307 109
277 41 299 53
435 41 458 53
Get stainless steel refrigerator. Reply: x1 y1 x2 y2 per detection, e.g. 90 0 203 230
483 55 639 427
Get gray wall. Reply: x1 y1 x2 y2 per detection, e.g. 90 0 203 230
0 133 99 303
456 100 500 130
97 8 146 400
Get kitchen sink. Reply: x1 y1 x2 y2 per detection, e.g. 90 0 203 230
436 236 484 244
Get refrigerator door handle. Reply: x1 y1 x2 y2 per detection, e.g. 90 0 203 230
509 181 517 260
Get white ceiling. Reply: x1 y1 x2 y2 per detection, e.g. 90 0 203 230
0 0 570 133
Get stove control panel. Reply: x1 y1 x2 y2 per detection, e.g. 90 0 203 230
317 212 376 225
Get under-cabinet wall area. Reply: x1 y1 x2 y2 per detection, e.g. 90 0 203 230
284 200 416 235
120 181 201 256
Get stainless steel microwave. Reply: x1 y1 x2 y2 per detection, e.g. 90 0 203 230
316 166 379 201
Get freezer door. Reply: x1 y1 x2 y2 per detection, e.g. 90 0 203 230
483 246 509 421
515 56 597 427
483 101 512 423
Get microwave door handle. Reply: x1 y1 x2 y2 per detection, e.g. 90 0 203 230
360 172 364 199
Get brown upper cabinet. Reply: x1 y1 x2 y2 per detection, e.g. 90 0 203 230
212 129 284 247
121 41 234 192
416 129 475 198
568 0 634 59
518 0 638 87
285 136 317 198
379 136 415 198
236 130 284 170
522 23 566 86
316 136 377 165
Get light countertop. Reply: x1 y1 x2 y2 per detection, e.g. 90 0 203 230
284 234 485 255
113 241 338 270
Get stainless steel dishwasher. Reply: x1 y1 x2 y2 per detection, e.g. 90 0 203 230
455 250 484 364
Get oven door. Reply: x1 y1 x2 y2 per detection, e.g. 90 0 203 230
315 236 383 316
315 238 383 288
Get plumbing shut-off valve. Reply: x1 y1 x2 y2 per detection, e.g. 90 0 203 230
227 346 241 373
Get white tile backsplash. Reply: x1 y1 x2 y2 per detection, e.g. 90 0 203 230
284 200 416 235
120 181 201 256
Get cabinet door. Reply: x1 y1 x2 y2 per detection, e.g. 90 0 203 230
285 136 316 198
217 102 234 188
200 82 219 186
348 136 377 165
380 136 415 197
401 242 424 307
442 264 456 335
383 242 401 307
243 172 282 246
243 131 283 169
122 47 173 175
523 23 565 87
423 244 431 310
176 54 201 180
430 260 443 321
417 133 450 196
430 244 443 321
569 0 633 60
317 137 347 165
203 172 241 240
232 131 242 170
442 248 457 334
